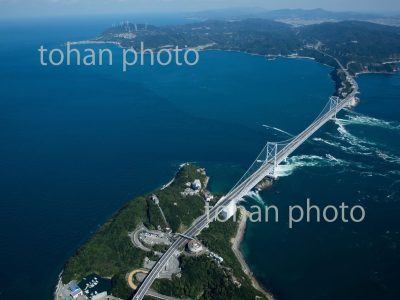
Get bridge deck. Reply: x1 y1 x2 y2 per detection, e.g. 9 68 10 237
133 57 358 300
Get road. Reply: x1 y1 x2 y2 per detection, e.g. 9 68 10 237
133 57 358 300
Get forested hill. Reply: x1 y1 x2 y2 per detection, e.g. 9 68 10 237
299 21 400 73
97 18 400 74
101 19 300 54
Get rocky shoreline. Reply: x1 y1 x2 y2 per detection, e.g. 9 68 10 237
231 207 277 300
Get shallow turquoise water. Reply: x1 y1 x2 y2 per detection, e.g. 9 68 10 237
0 16 398 300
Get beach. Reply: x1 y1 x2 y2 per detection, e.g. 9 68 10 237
231 207 277 300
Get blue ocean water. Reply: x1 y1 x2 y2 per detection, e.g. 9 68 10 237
241 73 400 300
0 16 398 300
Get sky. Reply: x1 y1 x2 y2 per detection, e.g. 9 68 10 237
1 0 400 19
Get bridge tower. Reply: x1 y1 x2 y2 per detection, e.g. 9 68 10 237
265 142 278 178
329 96 340 119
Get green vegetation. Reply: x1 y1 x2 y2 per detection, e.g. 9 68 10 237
61 164 265 299
154 165 207 232
152 210 265 300
153 256 238 300
111 272 134 299
199 212 248 279
62 195 148 299
100 19 400 76
101 19 301 55
299 21 400 69
144 198 166 230
200 211 264 299
61 164 208 299
62 195 148 283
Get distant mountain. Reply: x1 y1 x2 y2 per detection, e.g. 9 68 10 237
187 8 400 27
257 8 379 20
299 20 400 72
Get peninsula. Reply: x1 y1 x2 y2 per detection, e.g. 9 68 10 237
57 15 386 300
56 164 272 300
95 19 400 79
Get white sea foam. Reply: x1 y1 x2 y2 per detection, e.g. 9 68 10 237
275 154 358 177
332 119 400 164
312 137 342 148
319 132 372 156
246 190 265 205
318 122 400 171
376 150 400 165
336 119 375 148
326 154 339 162
313 136 366 156
341 110 400 131
260 112 400 182
262 124 293 137
327 118 379 155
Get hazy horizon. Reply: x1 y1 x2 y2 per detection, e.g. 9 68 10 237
1 0 400 19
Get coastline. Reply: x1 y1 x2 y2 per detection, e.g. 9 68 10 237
232 207 277 300
63 39 357 99
56 37 381 300
355 70 399 77
67 38 400 88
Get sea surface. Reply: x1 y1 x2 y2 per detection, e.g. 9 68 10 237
241 73 400 300
0 16 399 300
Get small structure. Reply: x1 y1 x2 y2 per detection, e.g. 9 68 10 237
187 239 203 253
78 273 111 299
139 230 172 247
197 168 206 175
220 202 237 220
204 190 214 202
56 280 87 300
68 281 84 300
191 179 202 191
181 179 203 197
209 252 224 264
151 194 159 205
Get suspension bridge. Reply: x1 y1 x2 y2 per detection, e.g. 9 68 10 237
133 60 359 300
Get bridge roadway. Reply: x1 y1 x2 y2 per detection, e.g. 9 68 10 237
133 75 358 300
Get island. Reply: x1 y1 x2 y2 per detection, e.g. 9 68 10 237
55 164 273 300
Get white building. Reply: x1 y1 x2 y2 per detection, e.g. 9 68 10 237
191 179 202 191
68 281 84 300
151 194 159 205
220 202 237 220
188 239 203 253
204 191 214 202
209 252 224 264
